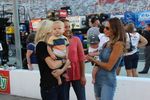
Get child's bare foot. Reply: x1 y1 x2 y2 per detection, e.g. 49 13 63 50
52 71 62 85
57 77 62 85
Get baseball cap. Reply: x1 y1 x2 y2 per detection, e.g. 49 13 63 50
89 34 100 44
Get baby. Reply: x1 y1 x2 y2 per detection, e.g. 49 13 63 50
88 34 100 84
47 20 70 85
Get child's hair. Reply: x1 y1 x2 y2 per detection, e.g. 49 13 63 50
53 20 64 27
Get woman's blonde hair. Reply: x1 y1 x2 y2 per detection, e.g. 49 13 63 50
34 19 53 44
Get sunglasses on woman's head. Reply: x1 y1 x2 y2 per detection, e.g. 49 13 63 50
105 26 110 30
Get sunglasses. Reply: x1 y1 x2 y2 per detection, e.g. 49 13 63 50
105 26 110 30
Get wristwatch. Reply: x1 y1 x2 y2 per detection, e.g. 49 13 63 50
62 59 66 64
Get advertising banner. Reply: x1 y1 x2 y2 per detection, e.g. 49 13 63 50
66 16 86 29
138 11 150 21
124 11 136 24
136 11 150 28
30 19 42 32
0 70 10 94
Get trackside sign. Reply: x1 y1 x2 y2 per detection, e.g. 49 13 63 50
0 70 10 94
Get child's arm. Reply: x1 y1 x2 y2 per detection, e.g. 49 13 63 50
47 45 57 60
89 50 99 57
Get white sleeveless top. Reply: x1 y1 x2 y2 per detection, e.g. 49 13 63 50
125 32 140 56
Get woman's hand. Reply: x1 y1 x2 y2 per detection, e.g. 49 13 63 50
50 53 57 60
86 55 94 62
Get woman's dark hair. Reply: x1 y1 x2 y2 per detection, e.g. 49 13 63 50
26 33 35 44
108 17 126 49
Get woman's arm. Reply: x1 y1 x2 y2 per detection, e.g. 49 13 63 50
138 35 148 48
50 59 70 77
45 56 63 69
87 42 124 71
36 42 63 70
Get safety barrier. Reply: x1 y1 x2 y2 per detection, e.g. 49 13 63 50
0 69 150 100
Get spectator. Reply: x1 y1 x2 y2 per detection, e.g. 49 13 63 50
35 19 70 100
124 23 147 77
139 24 150 74
86 18 126 100
87 16 100 42
26 33 38 70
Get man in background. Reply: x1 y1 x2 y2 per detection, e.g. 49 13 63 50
139 24 150 74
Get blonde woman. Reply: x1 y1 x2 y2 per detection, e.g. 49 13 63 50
35 19 70 100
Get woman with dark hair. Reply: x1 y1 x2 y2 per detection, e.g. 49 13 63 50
86 17 126 100
139 24 150 74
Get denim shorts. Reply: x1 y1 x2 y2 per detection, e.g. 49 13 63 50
124 52 139 69
94 83 116 100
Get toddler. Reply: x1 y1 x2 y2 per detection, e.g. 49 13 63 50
47 20 70 85
88 34 100 84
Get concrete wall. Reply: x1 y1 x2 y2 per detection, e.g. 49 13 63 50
10 69 150 100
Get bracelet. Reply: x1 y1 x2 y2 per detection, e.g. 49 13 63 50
61 59 66 64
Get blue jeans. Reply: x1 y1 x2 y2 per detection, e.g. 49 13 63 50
94 83 116 100
40 83 67 100
64 80 86 100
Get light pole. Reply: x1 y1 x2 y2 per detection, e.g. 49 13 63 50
13 0 22 69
